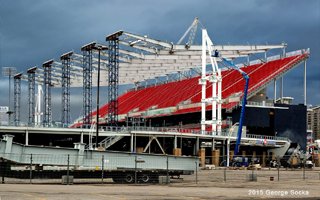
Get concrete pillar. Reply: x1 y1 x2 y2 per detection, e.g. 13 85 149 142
80 131 84 143
262 151 266 167
173 148 182 156
271 152 276 160
25 130 29 145
242 150 246 157
252 151 256 159
174 136 177 149
136 147 144 153
212 149 220 166
198 148 206 167
229 150 234 162
3 135 14 154
195 137 199 153
130 133 134 152
212 138 215 151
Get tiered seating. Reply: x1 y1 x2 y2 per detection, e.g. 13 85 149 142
73 53 308 127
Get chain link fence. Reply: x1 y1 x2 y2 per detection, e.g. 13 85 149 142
1 153 320 185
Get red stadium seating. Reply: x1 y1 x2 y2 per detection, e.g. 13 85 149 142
73 52 308 127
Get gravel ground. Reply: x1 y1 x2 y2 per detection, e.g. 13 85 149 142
0 169 319 200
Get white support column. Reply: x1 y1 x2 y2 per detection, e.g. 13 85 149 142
304 60 307 105
212 78 217 135
80 131 84 143
130 133 134 152
25 130 29 145
273 79 277 103
200 29 207 134
174 135 177 149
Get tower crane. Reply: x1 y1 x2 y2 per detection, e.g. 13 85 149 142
177 17 199 48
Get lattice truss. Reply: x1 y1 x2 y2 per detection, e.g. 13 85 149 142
20 30 286 88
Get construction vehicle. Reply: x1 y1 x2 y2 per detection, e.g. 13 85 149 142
220 56 250 155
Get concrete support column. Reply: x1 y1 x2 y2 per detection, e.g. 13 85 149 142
174 135 177 149
252 151 256 159
242 150 246 157
198 148 206 167
173 148 181 156
130 133 134 153
212 138 215 151
262 151 266 167
212 149 220 166
195 137 199 153
25 130 29 145
80 131 84 143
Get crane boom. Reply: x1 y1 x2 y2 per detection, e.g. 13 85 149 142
221 57 250 155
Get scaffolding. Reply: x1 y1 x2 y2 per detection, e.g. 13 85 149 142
13 73 22 126
27 67 37 126
43 60 53 127
60 52 73 127
81 43 95 126
106 32 121 126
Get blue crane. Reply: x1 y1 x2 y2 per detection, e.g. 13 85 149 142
220 55 250 155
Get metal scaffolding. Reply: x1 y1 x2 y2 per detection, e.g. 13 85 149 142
43 60 53 127
60 52 73 127
106 32 121 126
13 73 22 126
27 67 37 126
81 42 95 126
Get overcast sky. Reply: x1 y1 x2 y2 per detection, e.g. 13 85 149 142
0 0 319 123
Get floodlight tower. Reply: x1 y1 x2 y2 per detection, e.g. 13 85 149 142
27 67 37 127
106 31 122 127
42 60 54 127
2 67 16 126
60 51 73 127
81 42 95 127
13 73 22 126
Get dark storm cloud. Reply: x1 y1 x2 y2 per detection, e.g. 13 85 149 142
0 0 319 122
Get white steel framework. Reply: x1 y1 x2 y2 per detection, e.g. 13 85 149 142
200 29 222 136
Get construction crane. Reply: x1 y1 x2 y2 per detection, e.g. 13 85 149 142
220 55 250 155
177 17 199 48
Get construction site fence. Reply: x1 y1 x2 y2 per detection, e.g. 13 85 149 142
0 153 320 185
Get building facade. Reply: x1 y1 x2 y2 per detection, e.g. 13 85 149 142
307 106 320 140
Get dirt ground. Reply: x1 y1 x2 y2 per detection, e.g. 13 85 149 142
0 169 320 200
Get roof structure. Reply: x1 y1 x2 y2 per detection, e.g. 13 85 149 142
20 30 286 87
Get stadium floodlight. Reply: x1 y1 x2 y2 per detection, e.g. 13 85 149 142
92 44 108 148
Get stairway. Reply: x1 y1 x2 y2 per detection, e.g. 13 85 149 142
98 135 124 150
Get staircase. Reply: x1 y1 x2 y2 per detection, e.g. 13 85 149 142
98 135 124 150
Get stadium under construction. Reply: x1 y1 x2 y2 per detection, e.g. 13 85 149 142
0 19 316 175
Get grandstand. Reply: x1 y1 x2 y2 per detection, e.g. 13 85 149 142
73 49 309 129
0 25 311 167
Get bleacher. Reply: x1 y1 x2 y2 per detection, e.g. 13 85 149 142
73 51 309 127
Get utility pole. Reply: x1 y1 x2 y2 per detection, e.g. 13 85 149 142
92 44 108 148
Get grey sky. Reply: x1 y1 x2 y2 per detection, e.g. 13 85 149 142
0 0 319 123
